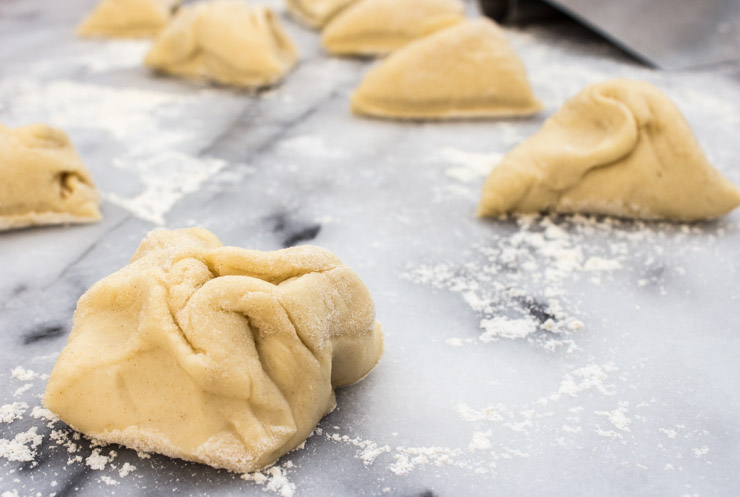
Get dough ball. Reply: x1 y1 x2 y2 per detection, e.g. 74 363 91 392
145 1 298 89
43 228 384 473
0 124 101 231
350 19 542 120
77 0 180 38
478 79 740 221
322 0 464 57
285 0 357 29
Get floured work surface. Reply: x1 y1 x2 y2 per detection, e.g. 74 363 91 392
1 0 739 496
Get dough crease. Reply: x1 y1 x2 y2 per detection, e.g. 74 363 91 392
44 228 383 473
478 79 740 220
145 1 297 89
0 124 101 231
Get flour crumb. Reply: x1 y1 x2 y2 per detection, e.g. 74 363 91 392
479 316 538 341
12 384 32 398
456 403 506 423
119 462 137 478
659 428 678 439
468 431 492 451
595 403 631 432
100 476 119 486
10 367 43 382
0 427 43 463
692 446 709 458
540 363 617 404
0 403 28 424
242 465 296 497
86 448 112 470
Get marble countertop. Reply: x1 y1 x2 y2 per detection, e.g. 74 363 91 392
1 0 740 496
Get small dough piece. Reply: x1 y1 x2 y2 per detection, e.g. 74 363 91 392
77 0 180 38
322 0 464 56
145 1 298 89
286 0 357 29
0 124 101 231
351 19 542 120
44 228 384 473
478 79 740 221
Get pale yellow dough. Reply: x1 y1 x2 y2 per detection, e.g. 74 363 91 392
286 0 357 28
44 228 384 473
145 1 298 89
0 124 101 231
478 79 740 221
322 0 464 56
77 0 180 38
351 19 542 120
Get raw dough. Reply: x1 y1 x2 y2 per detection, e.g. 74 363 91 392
286 0 357 28
322 0 464 56
44 228 384 473
478 79 740 220
351 19 542 120
0 124 101 231
77 0 180 38
145 1 298 89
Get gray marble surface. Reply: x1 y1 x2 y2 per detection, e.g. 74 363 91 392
1 0 740 496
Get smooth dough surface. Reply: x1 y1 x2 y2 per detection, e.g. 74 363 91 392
285 0 357 28
44 228 384 473
351 19 542 120
77 0 180 38
478 79 740 221
322 0 464 56
145 1 298 89
0 124 101 231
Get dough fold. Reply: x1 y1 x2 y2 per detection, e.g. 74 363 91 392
285 0 357 28
351 19 541 120
145 1 298 89
322 0 464 56
0 124 101 231
478 79 740 220
77 0 180 38
43 228 384 473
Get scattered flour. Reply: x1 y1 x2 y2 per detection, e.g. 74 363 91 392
10 367 45 382
106 152 228 225
595 403 632 432
539 363 617 405
100 476 120 486
0 427 43 463
692 446 710 458
86 448 116 471
660 428 678 439
468 431 493 451
242 466 296 497
0 403 28 424
278 135 346 159
439 147 502 183
119 462 137 478
479 316 538 341
456 403 506 423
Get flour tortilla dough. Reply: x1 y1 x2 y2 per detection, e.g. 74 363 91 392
44 228 384 473
145 1 297 89
286 0 357 28
77 0 180 38
351 19 542 120
0 124 101 231
322 0 464 56
478 79 740 221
